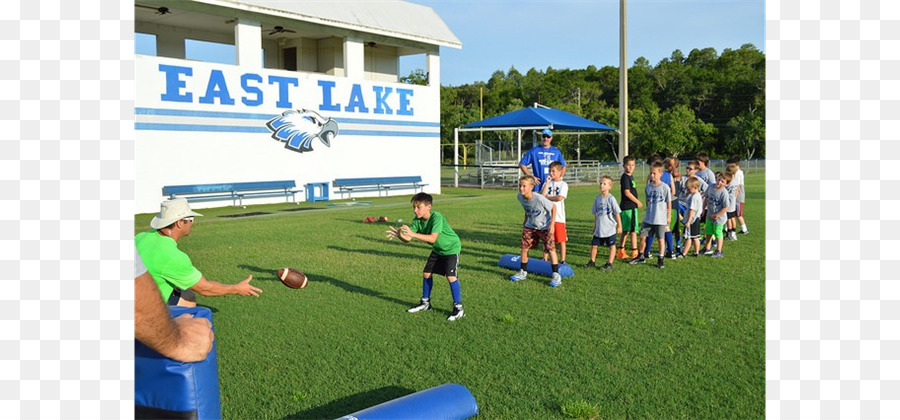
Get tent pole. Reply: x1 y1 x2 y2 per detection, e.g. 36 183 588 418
454 127 459 187
517 129 522 166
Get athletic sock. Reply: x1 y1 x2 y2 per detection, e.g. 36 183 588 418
449 280 462 304
551 264 559 273
741 224 747 232
421 277 433 299
520 261 528 271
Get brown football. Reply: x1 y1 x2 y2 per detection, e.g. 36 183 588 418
277 268 308 289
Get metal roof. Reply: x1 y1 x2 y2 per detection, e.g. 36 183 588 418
197 0 462 49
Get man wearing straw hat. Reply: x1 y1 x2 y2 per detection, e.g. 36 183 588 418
136 198 262 307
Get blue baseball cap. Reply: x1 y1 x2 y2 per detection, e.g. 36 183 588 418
541 128 553 137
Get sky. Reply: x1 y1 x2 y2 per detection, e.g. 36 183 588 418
404 0 765 86
135 0 765 87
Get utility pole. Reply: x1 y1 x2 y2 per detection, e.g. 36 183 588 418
619 0 629 163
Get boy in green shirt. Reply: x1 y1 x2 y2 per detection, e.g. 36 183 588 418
387 193 464 321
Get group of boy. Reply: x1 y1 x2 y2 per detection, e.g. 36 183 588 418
507 149 751 287
605 152 749 268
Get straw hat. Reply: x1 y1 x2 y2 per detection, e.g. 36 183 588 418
150 198 203 229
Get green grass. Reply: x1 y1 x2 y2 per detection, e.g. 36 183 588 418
136 173 765 419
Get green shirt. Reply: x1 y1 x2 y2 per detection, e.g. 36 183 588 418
411 211 461 256
135 230 203 301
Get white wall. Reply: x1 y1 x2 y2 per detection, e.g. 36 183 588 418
135 55 441 214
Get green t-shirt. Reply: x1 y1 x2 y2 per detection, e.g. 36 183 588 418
411 211 461 256
134 230 203 301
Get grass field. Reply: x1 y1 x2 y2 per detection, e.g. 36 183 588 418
135 173 765 419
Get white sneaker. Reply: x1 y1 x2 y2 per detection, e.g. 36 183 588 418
406 299 431 313
447 303 464 321
549 272 562 287
509 270 527 282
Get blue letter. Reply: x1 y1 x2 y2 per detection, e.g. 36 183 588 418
318 80 340 111
268 75 299 108
344 84 369 113
397 88 414 116
241 73 263 106
198 70 235 105
159 64 192 103
372 86 393 115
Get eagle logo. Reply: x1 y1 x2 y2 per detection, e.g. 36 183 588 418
266 109 339 153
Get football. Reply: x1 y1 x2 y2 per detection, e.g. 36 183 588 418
277 268 308 289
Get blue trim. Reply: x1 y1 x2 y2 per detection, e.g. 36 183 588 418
135 123 269 133
135 108 274 120
340 129 439 137
134 107 439 127
135 123 439 137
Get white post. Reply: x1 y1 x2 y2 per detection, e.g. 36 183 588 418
235 19 262 67
343 37 364 79
426 50 441 87
516 128 522 164
454 127 459 187
619 0 629 163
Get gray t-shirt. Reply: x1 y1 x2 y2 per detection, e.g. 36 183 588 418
592 194 621 238
725 183 738 211
706 186 729 225
697 168 716 188
518 192 554 230
643 182 672 225
677 175 709 206
683 192 704 226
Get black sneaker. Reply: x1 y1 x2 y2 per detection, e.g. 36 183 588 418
690 253 700 257
600 262 613 271
583 260 596 268
407 299 431 313
560 260 566 266
657 257 665 269
447 303 464 321
628 256 646 265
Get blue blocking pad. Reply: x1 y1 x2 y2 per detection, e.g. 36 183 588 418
338 383 478 420
135 305 221 420
498 254 575 278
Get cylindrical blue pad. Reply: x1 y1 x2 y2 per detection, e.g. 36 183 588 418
135 306 222 420
498 254 575 278
337 383 478 420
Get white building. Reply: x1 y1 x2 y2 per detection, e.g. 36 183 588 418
134 0 461 213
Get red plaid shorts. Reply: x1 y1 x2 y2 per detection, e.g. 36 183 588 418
521 227 555 253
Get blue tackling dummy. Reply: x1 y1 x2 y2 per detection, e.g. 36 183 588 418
498 254 575 278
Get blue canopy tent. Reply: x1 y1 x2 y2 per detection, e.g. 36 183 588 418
452 105 617 186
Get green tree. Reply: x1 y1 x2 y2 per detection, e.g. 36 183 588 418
400 68 428 85
726 110 765 160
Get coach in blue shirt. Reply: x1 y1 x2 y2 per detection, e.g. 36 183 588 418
518 128 567 192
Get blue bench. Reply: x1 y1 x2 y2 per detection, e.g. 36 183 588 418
332 176 427 199
162 180 302 208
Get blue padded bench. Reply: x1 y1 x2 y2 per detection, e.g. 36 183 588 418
332 176 427 199
162 180 302 208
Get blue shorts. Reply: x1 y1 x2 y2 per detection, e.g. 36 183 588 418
592 235 617 247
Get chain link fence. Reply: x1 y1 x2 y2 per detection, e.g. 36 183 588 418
441 158 765 188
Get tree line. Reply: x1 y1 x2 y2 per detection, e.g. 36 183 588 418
404 44 764 162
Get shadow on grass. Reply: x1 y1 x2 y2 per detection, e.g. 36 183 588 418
237 264 283 284
282 386 415 419
306 271 410 308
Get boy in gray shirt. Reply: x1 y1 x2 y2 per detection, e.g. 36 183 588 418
680 177 705 257
701 172 732 258
629 162 671 269
585 175 622 271
510 175 562 287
